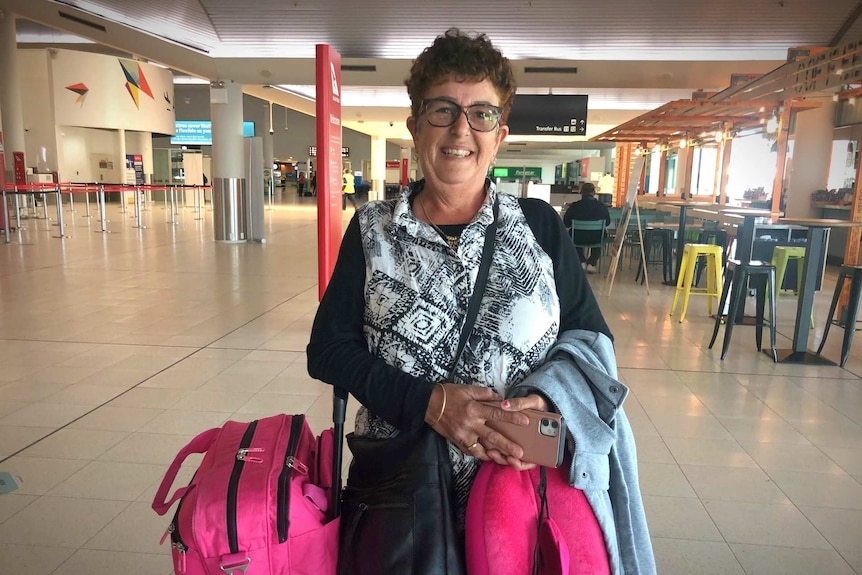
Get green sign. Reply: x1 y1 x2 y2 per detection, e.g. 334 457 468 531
489 167 542 179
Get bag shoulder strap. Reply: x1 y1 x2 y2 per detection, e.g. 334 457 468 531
151 427 220 515
448 195 498 381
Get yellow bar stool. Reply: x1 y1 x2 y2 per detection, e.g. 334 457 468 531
770 245 813 327
670 243 723 322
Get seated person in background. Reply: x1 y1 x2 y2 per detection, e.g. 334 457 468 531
563 182 611 273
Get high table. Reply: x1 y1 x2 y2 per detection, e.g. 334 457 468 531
773 218 862 364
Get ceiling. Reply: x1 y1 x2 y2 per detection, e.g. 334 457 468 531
4 0 862 161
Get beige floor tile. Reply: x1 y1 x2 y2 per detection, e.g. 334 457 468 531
68 406 164 432
138 368 216 390
729 544 855 575
841 550 862 573
83 501 172 555
49 460 166 501
650 413 734 440
638 462 697 498
640 495 723 541
170 390 254 413
632 434 676 464
766 469 862 509
738 441 845 473
799 506 862 553
106 387 190 409
719 415 812 445
651 538 744 575
42 384 124 406
0 457 89 495
663 437 759 468
680 464 790 504
0 543 76 575
52 549 172 575
703 500 831 549
195 371 277 393
21 428 129 460
0 403 92 429
136 409 228 435
236 393 317 414
98 432 196 465
818 445 862 475
0 493 38 524
0 496 128 547
0 426 55 458
73 367 151 388
0 400 28 418
0 382 71 402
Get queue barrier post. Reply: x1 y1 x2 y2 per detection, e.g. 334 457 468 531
194 186 204 221
68 189 75 213
54 187 68 238
13 186 22 231
168 185 179 225
96 184 110 233
41 192 48 220
2 189 10 244
134 185 146 229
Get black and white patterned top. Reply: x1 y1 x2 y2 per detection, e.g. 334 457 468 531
308 179 610 520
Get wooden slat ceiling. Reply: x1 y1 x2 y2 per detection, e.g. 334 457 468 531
591 98 820 146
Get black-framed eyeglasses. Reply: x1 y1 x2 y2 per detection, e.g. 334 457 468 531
420 98 503 132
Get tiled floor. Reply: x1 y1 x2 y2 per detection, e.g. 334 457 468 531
0 190 861 574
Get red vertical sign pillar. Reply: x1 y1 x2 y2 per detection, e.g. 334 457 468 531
0 134 8 231
401 158 409 187
315 45 343 300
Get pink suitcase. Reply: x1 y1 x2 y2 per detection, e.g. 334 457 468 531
152 409 345 575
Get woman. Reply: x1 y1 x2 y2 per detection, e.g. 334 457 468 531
308 29 653 574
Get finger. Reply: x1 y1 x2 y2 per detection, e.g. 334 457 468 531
481 427 524 460
464 386 503 402
477 403 529 426
483 447 509 466
501 395 548 412
505 454 537 471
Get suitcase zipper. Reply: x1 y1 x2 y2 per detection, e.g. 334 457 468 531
277 414 307 543
227 420 259 554
160 515 188 574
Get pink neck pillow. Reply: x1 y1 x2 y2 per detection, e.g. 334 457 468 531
465 462 610 575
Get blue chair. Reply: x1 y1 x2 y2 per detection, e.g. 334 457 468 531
570 220 607 273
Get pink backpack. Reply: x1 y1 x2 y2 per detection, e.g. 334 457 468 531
152 414 339 575
465 462 610 575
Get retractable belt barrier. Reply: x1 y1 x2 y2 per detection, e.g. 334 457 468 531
1 183 213 243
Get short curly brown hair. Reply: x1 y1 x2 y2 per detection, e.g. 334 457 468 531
405 28 517 124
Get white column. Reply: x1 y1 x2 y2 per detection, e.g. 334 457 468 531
786 102 836 218
0 11 26 179
370 135 387 201
210 80 246 241
262 124 273 191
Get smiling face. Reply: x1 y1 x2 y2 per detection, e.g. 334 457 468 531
407 78 509 197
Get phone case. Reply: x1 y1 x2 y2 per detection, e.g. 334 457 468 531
482 403 565 468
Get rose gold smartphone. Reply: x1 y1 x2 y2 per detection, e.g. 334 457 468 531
482 402 565 468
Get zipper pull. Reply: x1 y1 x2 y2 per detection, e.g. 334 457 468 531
159 525 171 546
285 455 308 474
174 543 187 573
236 447 265 463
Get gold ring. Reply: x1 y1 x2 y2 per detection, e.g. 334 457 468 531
466 441 479 451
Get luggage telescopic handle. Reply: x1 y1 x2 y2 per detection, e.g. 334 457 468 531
332 386 348 518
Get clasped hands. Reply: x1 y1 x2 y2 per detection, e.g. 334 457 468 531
424 383 547 471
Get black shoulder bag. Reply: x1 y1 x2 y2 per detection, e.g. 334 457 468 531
337 196 498 575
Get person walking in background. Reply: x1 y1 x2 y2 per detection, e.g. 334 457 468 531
298 171 307 196
342 167 356 210
563 182 611 274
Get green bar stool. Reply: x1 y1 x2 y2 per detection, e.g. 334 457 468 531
770 245 813 327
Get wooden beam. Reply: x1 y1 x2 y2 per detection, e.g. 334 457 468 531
771 106 793 214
